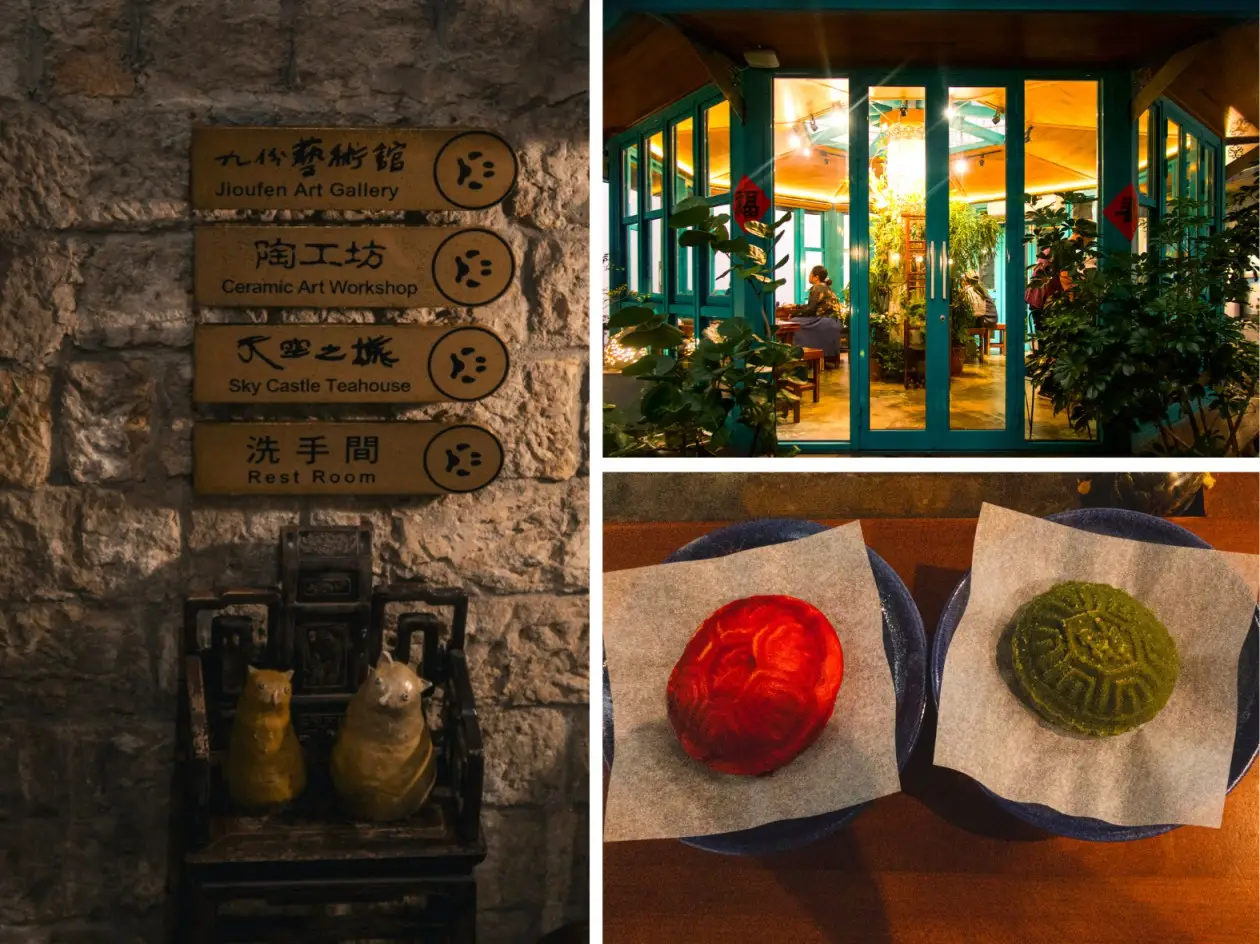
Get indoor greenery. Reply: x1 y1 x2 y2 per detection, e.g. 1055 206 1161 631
602 198 807 456
948 200 1003 350
1025 186 1259 456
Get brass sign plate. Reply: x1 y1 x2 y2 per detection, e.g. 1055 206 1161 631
193 324 509 404
194 422 503 495
191 127 518 210
194 225 515 308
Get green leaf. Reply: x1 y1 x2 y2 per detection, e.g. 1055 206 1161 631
743 220 772 238
621 322 686 349
622 354 659 376
672 195 710 213
605 305 658 329
679 229 715 248
669 205 712 229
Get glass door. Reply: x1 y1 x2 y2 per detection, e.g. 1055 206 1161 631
855 75 1017 451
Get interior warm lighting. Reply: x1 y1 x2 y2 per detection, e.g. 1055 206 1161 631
801 146 812 157
885 122 926 199
788 132 800 148
953 158 968 175
944 105 956 119
773 184 846 205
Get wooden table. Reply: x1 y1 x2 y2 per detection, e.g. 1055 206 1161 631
775 320 801 345
604 508 1258 944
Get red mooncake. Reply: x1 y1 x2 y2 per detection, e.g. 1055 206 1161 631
666 595 844 776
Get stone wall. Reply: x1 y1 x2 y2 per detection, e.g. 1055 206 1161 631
0 1 590 941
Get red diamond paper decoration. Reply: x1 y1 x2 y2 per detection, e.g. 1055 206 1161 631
733 175 771 233
1103 183 1139 242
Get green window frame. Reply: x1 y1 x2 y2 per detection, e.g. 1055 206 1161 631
606 87 732 339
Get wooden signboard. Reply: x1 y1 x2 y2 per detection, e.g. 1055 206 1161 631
194 225 514 308
191 127 518 210
194 422 503 495
193 324 509 404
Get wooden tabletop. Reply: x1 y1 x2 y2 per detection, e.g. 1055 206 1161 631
603 511 1259 944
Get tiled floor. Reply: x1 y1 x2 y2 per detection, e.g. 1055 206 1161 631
782 353 1092 443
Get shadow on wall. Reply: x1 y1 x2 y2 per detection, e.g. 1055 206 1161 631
0 499 588 941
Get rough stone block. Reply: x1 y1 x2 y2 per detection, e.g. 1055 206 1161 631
0 603 166 715
479 706 569 806
62 358 157 484
54 97 191 225
465 594 588 707
144 0 288 96
187 507 298 589
394 478 587 594
520 230 589 347
296 0 434 98
472 358 584 481
0 370 52 487
477 909 538 944
73 232 192 349
157 354 193 477
505 123 589 232
36 0 135 98
0 488 78 600
478 808 548 911
76 490 182 597
0 236 84 366
542 805 588 931
0 4 28 102
0 103 89 234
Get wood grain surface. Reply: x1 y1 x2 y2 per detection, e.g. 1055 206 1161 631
602 492 1259 944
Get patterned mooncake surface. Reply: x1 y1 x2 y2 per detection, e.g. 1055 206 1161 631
1010 581 1180 737
666 594 844 776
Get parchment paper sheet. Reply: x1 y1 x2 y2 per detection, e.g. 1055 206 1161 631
603 522 901 842
935 503 1260 828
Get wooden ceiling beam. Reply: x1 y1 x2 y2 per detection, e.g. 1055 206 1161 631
1225 147 1259 180
1131 35 1219 121
648 14 746 123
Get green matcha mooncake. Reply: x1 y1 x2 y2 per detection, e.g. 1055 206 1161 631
1009 581 1180 737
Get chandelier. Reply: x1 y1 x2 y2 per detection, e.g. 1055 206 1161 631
884 121 925 200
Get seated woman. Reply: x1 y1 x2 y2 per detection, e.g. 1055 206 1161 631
788 266 847 359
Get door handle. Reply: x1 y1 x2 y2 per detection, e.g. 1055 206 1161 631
940 242 949 294
928 242 936 300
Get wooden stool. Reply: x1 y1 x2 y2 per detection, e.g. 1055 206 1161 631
990 323 1006 356
800 347 823 402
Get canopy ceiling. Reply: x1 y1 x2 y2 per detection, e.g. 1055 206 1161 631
605 11 1257 138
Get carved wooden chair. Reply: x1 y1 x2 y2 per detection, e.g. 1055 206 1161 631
176 525 486 942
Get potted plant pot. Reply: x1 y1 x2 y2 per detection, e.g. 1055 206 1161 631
949 345 965 376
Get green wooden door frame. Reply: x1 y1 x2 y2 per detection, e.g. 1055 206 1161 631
774 68 1133 453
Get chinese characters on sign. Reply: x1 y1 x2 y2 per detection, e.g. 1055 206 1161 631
194 325 510 403
192 128 518 211
194 422 504 495
194 225 515 308
1103 183 1140 242
732 175 770 233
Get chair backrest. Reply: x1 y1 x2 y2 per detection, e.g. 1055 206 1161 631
184 525 469 760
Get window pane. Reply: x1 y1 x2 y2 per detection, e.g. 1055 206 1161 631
712 205 731 294
1137 108 1151 197
803 250 824 284
677 242 694 294
1165 119 1180 213
803 211 823 247
648 131 664 213
1205 144 1217 229
625 143 639 217
649 217 663 294
1024 79 1098 442
1185 131 1200 215
773 206 797 307
673 118 695 205
949 85 1006 432
706 101 731 197
625 223 640 294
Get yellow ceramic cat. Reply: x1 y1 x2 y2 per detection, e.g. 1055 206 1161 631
330 652 437 822
226 667 307 810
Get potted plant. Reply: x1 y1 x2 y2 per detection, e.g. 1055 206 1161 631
602 198 807 456
1025 185 1259 455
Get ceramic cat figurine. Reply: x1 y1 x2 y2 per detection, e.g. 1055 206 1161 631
226 667 307 810
331 651 437 822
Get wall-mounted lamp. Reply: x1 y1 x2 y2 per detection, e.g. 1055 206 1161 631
743 47 779 69
1025 126 1034 143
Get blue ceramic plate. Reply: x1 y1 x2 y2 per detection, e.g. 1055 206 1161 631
603 518 928 856
931 507 1260 842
